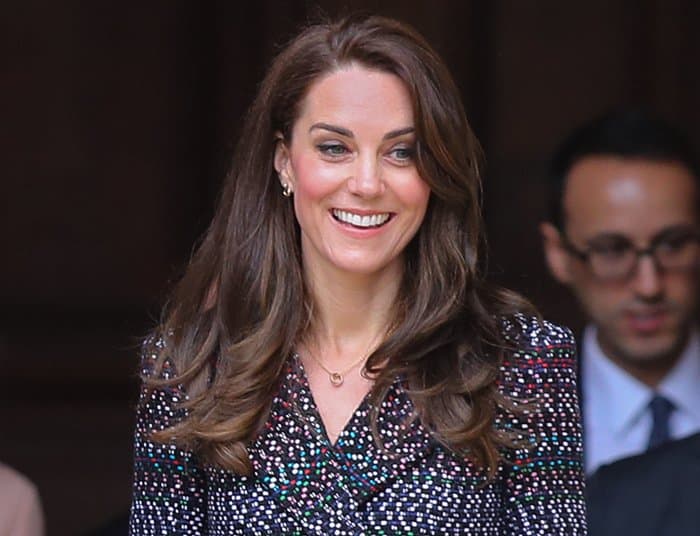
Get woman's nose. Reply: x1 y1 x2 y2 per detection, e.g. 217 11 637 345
347 155 385 197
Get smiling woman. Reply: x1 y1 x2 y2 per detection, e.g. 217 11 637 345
129 14 587 535
274 66 430 283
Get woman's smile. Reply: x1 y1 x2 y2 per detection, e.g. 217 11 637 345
330 209 394 229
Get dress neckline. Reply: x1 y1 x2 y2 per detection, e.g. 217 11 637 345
290 351 376 448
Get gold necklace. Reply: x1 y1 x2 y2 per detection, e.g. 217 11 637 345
304 344 374 387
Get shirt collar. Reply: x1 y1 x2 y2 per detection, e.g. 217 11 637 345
582 325 700 435
658 330 700 421
582 325 650 436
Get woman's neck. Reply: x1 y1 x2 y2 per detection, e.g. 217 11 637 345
303 261 401 362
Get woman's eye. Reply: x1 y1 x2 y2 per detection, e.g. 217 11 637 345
318 143 348 157
389 146 414 162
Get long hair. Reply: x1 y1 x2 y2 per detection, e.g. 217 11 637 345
147 14 532 477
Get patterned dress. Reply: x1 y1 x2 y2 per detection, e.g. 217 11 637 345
129 315 587 535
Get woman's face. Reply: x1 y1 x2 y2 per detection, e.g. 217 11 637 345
274 64 431 281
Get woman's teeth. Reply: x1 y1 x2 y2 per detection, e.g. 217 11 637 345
332 209 391 228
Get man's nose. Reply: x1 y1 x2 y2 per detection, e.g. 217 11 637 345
631 254 664 299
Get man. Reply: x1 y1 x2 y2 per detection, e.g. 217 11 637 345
540 110 700 476
586 431 700 536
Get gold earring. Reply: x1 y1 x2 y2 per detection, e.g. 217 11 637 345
281 182 293 197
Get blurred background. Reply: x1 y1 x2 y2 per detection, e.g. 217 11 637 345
3 1 699 533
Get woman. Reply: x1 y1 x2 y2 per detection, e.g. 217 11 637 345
129 15 586 535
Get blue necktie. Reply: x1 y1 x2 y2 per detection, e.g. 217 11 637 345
646 394 674 450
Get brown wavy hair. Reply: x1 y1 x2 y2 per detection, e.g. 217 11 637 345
147 14 532 478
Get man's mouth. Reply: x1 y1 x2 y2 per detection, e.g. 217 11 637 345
624 309 669 333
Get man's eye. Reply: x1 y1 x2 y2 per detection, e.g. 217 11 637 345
657 233 695 252
591 242 631 258
318 143 348 156
658 239 685 253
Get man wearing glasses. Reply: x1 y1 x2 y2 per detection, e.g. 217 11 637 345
540 110 700 477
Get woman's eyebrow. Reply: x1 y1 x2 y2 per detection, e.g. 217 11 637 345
309 123 353 137
308 123 415 140
383 126 415 140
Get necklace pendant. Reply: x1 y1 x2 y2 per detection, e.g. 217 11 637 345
329 372 344 386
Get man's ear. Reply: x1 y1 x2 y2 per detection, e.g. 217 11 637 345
540 222 574 285
273 135 295 190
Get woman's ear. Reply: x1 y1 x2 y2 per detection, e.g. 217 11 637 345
273 134 293 189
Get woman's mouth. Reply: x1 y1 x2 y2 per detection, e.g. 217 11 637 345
331 209 392 229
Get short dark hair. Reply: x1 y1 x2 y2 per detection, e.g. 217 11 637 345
547 109 700 229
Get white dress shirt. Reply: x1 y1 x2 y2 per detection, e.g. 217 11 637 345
582 325 700 475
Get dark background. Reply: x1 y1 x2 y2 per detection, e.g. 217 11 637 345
3 1 699 533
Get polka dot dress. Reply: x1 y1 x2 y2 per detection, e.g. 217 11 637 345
129 316 587 534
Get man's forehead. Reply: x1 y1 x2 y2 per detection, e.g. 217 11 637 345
563 156 698 237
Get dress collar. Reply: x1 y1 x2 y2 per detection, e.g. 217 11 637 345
248 354 436 530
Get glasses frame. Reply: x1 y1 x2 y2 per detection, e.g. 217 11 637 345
559 228 700 281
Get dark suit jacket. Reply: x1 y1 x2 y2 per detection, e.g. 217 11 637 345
586 431 700 536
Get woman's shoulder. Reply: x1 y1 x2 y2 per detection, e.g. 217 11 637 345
499 312 576 354
497 313 578 387
133 343 196 459
139 331 179 380
136 332 188 420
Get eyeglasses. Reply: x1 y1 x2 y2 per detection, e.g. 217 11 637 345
560 227 700 281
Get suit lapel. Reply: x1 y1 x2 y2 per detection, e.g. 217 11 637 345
648 432 700 535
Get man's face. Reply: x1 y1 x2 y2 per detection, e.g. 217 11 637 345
541 156 699 376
